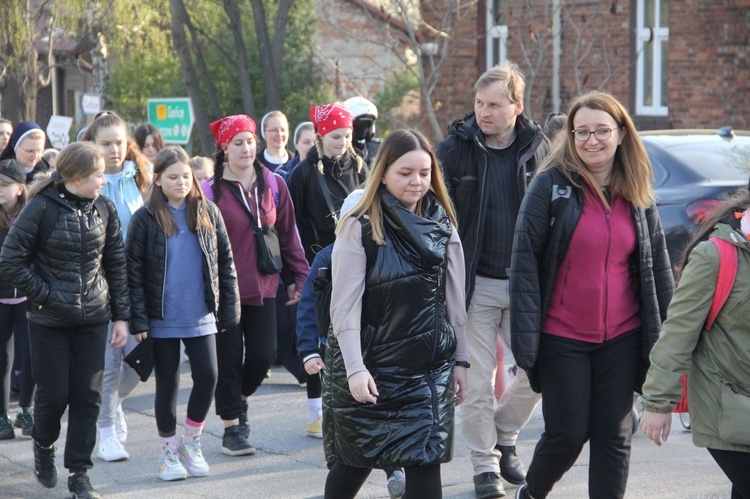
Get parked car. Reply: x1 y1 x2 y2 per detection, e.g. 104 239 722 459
642 127 750 268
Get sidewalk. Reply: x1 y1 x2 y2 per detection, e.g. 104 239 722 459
0 364 730 498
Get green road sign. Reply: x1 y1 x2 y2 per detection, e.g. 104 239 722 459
147 98 195 145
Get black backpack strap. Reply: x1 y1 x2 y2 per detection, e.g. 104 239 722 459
94 196 109 227
35 197 58 252
358 217 377 269
314 168 338 223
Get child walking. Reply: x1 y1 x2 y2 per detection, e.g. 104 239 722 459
0 142 130 499
126 146 240 480
83 111 152 461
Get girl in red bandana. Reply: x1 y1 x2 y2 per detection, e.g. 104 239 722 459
201 115 309 456
287 102 369 265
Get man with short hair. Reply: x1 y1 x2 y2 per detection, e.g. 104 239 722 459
436 61 548 499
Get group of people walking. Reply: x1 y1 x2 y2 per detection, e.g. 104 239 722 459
0 58 747 499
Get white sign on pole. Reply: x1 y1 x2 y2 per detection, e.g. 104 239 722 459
81 94 102 115
46 115 74 149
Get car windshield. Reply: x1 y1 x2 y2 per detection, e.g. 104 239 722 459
667 140 750 180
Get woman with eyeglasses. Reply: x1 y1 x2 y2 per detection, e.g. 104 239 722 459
257 111 294 177
509 91 674 499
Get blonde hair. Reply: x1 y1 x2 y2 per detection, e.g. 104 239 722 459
336 129 457 245
538 91 654 209
29 142 103 198
474 60 526 104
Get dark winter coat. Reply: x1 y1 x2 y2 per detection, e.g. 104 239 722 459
323 189 457 469
287 146 368 264
0 225 24 299
436 112 549 305
125 200 241 335
510 166 674 392
0 184 130 327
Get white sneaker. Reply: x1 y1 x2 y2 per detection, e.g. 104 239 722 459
178 437 209 477
115 404 127 443
98 435 129 462
159 449 187 481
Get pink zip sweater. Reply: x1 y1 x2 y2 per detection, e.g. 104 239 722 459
543 183 641 342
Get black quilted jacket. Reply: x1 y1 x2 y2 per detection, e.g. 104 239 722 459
509 167 674 392
125 201 240 335
0 184 130 327
323 190 457 469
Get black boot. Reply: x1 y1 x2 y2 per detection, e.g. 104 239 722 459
33 440 57 488
68 470 101 498
497 445 527 485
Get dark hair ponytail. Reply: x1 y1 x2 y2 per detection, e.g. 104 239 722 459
253 160 266 214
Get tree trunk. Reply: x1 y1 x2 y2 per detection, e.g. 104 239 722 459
170 0 214 153
223 0 256 117
248 0 278 109
184 17 223 119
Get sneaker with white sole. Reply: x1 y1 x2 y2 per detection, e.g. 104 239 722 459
306 415 323 439
178 437 209 477
115 404 127 443
387 469 406 499
158 449 187 481
97 435 129 462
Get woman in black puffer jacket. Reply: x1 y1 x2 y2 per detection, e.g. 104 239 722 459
0 142 129 497
324 130 468 499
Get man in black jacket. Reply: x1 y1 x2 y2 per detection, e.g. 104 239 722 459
436 62 549 499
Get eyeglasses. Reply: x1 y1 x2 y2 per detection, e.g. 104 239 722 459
265 128 288 135
572 127 622 142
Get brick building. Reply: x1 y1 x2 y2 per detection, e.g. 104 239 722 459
422 0 750 138
315 0 412 100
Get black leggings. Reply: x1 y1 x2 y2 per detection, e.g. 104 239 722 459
324 462 442 499
153 335 217 435
708 448 750 499
0 302 34 412
215 300 276 420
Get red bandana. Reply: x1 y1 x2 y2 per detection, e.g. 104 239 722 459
310 102 353 136
209 115 257 149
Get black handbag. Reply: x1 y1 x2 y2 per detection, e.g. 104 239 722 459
226 181 283 275
254 224 283 275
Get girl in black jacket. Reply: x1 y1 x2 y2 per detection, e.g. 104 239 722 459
126 146 240 482
0 142 130 498
127 147 240 481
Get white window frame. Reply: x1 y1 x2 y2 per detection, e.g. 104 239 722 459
486 3 508 70
635 0 669 116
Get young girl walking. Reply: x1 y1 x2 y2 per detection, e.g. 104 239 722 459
126 146 240 480
0 159 34 440
82 111 152 461
0 141 130 499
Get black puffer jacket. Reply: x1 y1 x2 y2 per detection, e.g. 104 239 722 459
0 184 129 327
0 225 24 299
510 166 674 392
125 201 240 335
323 190 457 469
287 146 368 263
436 112 549 305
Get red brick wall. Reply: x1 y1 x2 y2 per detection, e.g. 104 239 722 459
315 0 409 100
427 0 750 138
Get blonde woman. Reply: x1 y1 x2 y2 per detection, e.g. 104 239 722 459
324 129 468 499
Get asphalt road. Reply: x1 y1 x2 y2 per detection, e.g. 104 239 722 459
0 363 731 498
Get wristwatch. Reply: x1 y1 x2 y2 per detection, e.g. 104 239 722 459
455 360 471 369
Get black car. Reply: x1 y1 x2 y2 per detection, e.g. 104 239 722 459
642 128 750 267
